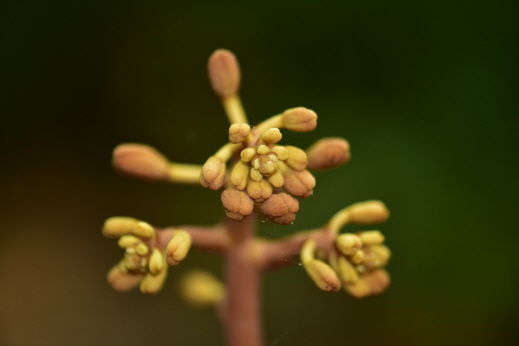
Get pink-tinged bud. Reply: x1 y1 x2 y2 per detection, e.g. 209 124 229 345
200 156 226 190
282 107 317 132
347 200 390 224
112 144 170 181
208 49 241 99
261 193 299 225
282 169 315 198
306 137 350 171
107 263 143 292
221 188 254 221
247 178 273 202
363 269 390 295
229 123 250 143
285 146 308 171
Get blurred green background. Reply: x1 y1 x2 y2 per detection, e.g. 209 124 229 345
1 0 518 345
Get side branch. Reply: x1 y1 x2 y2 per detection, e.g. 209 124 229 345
158 224 230 253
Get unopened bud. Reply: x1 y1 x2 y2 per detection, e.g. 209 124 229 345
282 107 317 132
132 222 155 238
344 277 372 298
267 170 284 188
166 230 192 266
285 146 308 171
247 178 273 202
306 137 350 171
103 217 139 238
347 201 390 224
260 193 299 225
282 169 315 198
271 146 288 161
107 262 144 292
148 248 165 274
180 271 225 307
118 235 141 248
363 269 390 295
261 128 282 144
112 144 170 181
221 188 254 221
200 156 226 190
208 49 241 99
335 233 362 256
229 123 250 143
337 255 359 284
358 230 385 246
139 267 167 294
304 259 341 292
230 161 250 190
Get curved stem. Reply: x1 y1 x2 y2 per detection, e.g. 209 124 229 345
224 214 263 346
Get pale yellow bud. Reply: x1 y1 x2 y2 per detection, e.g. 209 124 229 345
351 249 365 264
267 170 284 188
247 179 273 202
139 265 168 294
207 49 241 99
229 123 250 143
358 230 385 246
347 200 390 225
344 277 371 298
135 243 149 256
112 144 170 181
250 167 263 182
306 137 350 171
336 255 359 284
260 193 299 225
180 271 225 307
369 245 391 266
200 156 226 191
282 169 315 198
285 146 308 171
261 128 282 144
132 221 155 238
230 161 249 190
335 233 362 256
166 230 192 266
221 188 254 221
103 217 139 238
304 259 341 292
282 107 317 132
257 145 270 155
271 146 288 161
118 235 141 248
148 248 165 274
240 148 256 162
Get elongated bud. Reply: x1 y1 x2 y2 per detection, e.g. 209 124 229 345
229 123 250 143
221 188 254 221
282 169 315 198
118 235 141 248
304 259 341 292
132 221 155 238
166 230 192 266
208 49 241 99
148 248 165 274
358 230 385 246
285 146 308 171
230 161 249 190
335 233 362 256
139 265 167 294
347 200 390 224
282 107 317 132
261 193 299 225
103 217 139 238
306 137 350 171
200 156 226 190
336 255 359 284
112 144 170 181
180 271 225 307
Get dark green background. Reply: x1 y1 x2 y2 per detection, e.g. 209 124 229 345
1 1 518 345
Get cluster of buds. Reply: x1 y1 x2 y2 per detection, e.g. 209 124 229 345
301 200 391 297
200 50 350 224
103 217 192 294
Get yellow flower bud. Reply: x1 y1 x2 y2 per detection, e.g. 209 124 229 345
229 123 250 143
282 107 317 132
336 255 359 284
200 156 226 191
139 265 168 294
304 259 341 292
230 161 250 190
102 217 139 238
358 230 385 246
347 200 390 225
221 188 254 221
261 128 282 144
285 146 308 171
335 233 362 256
180 271 225 307
166 230 192 266
247 178 273 202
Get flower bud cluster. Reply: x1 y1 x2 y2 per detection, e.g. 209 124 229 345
302 230 391 298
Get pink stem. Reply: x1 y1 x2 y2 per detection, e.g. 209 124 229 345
223 214 263 346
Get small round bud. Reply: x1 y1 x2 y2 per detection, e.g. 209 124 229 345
200 156 226 191
208 49 241 99
229 123 250 143
261 193 299 225
306 137 350 171
113 144 170 181
285 146 308 171
347 201 390 225
240 147 256 162
282 107 317 132
221 188 254 221
257 145 270 155
282 169 315 198
261 128 282 144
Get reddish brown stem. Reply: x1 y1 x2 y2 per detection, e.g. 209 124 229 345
224 214 263 346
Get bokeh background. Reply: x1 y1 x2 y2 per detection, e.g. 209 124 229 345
1 1 518 345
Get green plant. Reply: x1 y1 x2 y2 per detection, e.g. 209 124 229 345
102 49 391 346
